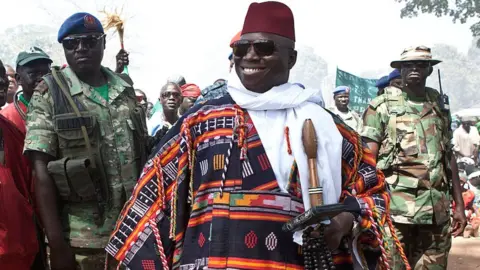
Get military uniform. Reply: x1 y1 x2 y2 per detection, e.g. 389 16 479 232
24 66 146 269
328 106 362 131
362 85 452 269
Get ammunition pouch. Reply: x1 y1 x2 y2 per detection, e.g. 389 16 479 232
47 157 99 202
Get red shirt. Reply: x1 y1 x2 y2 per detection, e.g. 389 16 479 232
0 106 37 269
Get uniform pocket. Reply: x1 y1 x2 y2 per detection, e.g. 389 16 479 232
399 129 419 156
54 113 98 151
47 157 71 200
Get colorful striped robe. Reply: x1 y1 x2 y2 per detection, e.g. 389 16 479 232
107 95 391 270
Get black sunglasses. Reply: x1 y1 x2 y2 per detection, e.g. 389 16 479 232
401 61 431 68
160 91 181 99
232 39 281 58
62 34 105 51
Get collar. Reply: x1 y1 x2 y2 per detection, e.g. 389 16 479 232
18 93 29 107
63 66 132 96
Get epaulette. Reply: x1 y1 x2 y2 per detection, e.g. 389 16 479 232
368 95 387 109
34 80 49 95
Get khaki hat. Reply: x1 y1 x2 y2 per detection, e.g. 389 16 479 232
390 45 441 69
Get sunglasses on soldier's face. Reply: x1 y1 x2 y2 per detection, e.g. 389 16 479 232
401 61 431 69
62 34 105 51
232 40 280 58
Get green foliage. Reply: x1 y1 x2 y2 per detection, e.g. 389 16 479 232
395 0 480 39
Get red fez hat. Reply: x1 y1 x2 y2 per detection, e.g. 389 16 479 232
241 1 295 41
230 31 242 47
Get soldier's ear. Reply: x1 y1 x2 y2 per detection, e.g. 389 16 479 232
428 66 433 76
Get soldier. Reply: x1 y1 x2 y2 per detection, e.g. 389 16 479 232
387 69 402 90
375 75 389 96
24 12 148 270
329 86 362 131
361 46 467 269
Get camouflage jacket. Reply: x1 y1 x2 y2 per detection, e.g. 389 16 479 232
24 66 144 249
361 86 452 225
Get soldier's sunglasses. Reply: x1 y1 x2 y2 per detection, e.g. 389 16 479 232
62 34 105 51
401 61 431 68
232 40 279 58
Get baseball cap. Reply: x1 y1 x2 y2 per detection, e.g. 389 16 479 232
16 47 53 67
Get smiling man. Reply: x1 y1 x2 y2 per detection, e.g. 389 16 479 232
329 86 362 131
107 2 401 270
24 12 147 270
4 65 19 105
361 46 467 269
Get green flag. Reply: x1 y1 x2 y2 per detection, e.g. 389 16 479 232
149 100 162 118
335 68 377 114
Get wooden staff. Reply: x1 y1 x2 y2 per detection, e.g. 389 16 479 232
302 119 323 206
301 119 335 270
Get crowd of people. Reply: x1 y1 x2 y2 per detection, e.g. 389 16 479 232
0 1 474 270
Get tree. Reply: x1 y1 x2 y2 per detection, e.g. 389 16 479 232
395 0 480 43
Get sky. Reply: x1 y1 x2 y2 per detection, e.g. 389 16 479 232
0 0 475 100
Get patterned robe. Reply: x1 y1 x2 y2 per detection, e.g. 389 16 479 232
107 95 391 270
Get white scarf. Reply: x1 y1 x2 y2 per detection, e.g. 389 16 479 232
227 73 343 242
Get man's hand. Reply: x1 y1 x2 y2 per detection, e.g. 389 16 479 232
310 212 354 251
115 49 129 73
452 207 467 237
49 241 76 270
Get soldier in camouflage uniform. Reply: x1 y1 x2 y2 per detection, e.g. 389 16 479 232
24 12 147 270
361 46 467 269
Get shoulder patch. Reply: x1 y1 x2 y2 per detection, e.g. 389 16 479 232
34 80 49 95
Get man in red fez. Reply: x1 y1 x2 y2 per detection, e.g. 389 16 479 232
108 2 403 270
179 83 201 115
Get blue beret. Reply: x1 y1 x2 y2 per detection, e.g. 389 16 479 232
333 86 350 95
58 12 104 43
375 76 389 88
388 69 401 81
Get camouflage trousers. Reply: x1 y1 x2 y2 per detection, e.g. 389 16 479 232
72 248 122 270
386 221 451 270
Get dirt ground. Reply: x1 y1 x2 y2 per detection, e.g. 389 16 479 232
448 237 480 269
